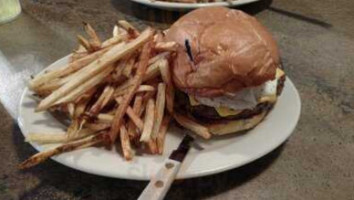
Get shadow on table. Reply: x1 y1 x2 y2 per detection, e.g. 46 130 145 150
13 123 285 200
111 0 273 26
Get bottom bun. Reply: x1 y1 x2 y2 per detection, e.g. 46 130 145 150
206 110 269 135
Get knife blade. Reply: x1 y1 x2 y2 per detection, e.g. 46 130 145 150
169 134 194 162
138 134 195 200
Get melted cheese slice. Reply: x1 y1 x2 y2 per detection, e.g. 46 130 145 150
276 68 285 79
214 106 242 117
189 95 241 117
188 95 200 106
188 68 285 117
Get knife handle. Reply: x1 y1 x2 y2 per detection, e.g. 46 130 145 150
138 159 181 200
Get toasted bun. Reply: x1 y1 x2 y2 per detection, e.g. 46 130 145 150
165 7 280 97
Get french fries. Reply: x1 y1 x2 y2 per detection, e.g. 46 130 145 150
155 41 178 52
37 28 154 111
109 41 154 143
97 113 114 123
127 94 143 139
140 98 155 142
88 85 115 116
85 122 111 131
30 47 109 90
26 128 97 144
77 34 93 52
173 113 211 139
114 85 155 97
151 83 166 139
120 124 134 160
148 52 170 65
19 132 107 169
118 20 139 37
113 25 120 37
113 57 166 94
55 65 114 105
147 139 158 154
20 22 215 169
67 103 75 118
159 59 174 114
122 57 135 78
115 97 144 131
157 114 171 154
83 22 102 51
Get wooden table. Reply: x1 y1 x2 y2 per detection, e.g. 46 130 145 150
0 0 353 199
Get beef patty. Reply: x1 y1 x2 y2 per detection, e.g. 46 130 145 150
175 70 285 122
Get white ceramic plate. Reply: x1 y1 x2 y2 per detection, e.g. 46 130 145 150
18 55 301 180
130 0 261 11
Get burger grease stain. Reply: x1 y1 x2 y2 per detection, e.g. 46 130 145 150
185 39 194 62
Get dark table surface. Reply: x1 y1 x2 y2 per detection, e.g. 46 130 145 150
0 0 354 199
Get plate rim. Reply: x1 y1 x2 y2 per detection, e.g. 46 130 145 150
129 0 261 10
18 55 301 180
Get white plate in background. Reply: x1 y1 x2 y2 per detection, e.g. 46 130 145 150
130 0 261 11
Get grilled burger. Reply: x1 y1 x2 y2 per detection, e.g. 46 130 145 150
165 7 286 135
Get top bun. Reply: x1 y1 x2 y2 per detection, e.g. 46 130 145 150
165 7 280 97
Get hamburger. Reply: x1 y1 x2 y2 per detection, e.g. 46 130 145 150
165 7 286 135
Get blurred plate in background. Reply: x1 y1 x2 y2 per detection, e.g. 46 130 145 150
129 0 261 11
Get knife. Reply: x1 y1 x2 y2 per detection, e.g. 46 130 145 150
138 134 195 200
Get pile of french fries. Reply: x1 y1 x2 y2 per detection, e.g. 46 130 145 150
19 21 211 169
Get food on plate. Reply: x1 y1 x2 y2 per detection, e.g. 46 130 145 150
165 7 286 135
19 7 285 169
19 21 184 169
153 0 232 3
